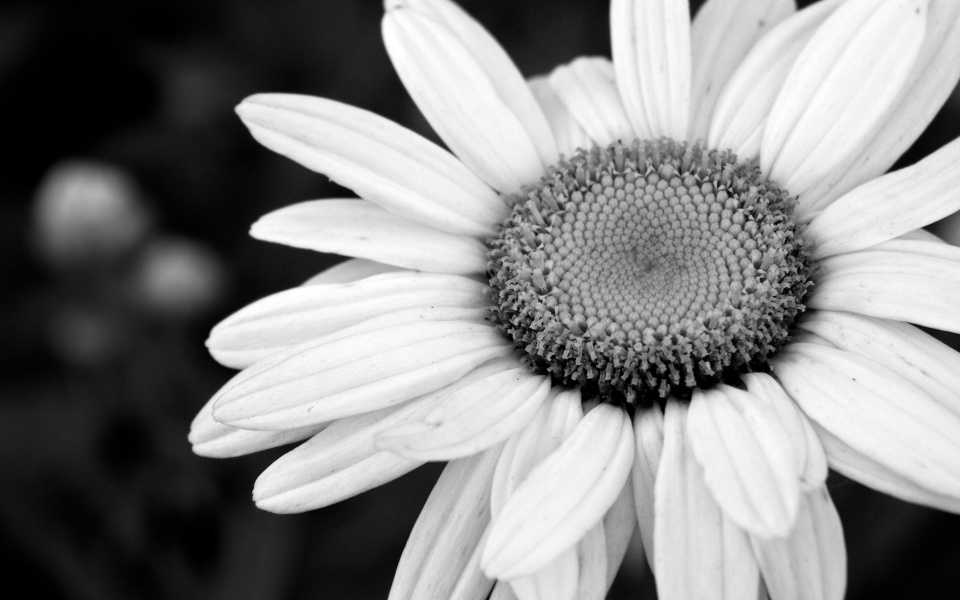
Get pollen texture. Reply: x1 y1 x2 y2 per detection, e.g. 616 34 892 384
487 139 813 405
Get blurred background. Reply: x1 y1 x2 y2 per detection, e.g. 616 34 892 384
1 0 959 598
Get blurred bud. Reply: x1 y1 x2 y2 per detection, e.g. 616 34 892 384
32 160 153 268
47 305 121 367
131 236 228 319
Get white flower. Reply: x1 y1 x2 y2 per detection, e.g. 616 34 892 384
191 0 960 598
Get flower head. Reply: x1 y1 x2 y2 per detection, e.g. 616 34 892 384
191 0 960 598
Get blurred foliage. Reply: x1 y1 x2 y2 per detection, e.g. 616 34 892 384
1 1 959 599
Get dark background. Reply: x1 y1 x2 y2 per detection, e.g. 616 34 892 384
1 0 959 598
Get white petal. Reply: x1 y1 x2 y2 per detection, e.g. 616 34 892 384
482 404 634 579
813 423 960 513
449 527 496 600
253 406 428 512
809 244 960 334
213 320 512 429
687 385 801 539
508 549 579 600
602 478 637 591
741 372 828 491
575 523 608 600
760 0 927 205
631 407 664 566
547 57 634 147
772 343 960 500
801 1 960 208
798 310 960 415
689 0 794 142
382 9 546 194
528 76 593 158
189 375 327 458
375 360 551 461
207 272 488 368
610 0 692 140
386 0 559 169
250 199 488 274
236 94 501 236
708 0 841 159
654 400 760 600
302 258 405 285
390 446 502 600
806 137 960 258
751 487 846 600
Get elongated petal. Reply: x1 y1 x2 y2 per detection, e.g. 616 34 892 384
508 549 579 600
610 0 691 140
253 406 429 512
575 523 608 600
449 528 495 600
654 401 760 600
708 0 841 159
390 446 501 600
806 137 960 258
302 258 404 285
213 321 512 429
382 9 545 193
251 199 488 274
386 0 558 168
375 361 551 461
760 0 927 204
602 479 637 591
772 343 960 500
483 404 634 579
801 1 960 208
688 385 801 539
236 94 501 236
207 272 487 368
529 76 592 157
741 372 828 490
189 374 327 458
809 244 960 333
798 311 960 415
547 57 633 147
689 0 794 142
631 407 664 565
751 487 846 600
813 423 960 513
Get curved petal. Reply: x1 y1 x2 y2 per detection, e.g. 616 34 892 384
302 258 405 285
212 320 512 429
631 406 664 566
207 272 488 368
809 243 960 334
750 487 846 600
528 76 592 158
482 404 634 579
547 57 633 147
236 94 501 236
654 400 760 600
610 0 692 140
386 0 558 169
806 137 960 259
389 446 502 600
760 0 927 206
688 385 802 539
689 0 795 142
772 343 960 500
801 0 960 208
189 374 327 458
253 405 428 512
449 527 495 600
382 8 547 193
250 199 488 274
798 310 960 415
602 478 637 591
708 0 841 159
375 359 551 461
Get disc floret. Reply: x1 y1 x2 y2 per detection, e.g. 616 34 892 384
487 139 813 405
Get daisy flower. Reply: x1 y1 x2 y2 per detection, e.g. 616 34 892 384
190 0 960 598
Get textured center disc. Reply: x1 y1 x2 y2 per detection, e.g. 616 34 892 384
487 139 814 405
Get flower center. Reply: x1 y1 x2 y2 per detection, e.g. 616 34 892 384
487 139 813 406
